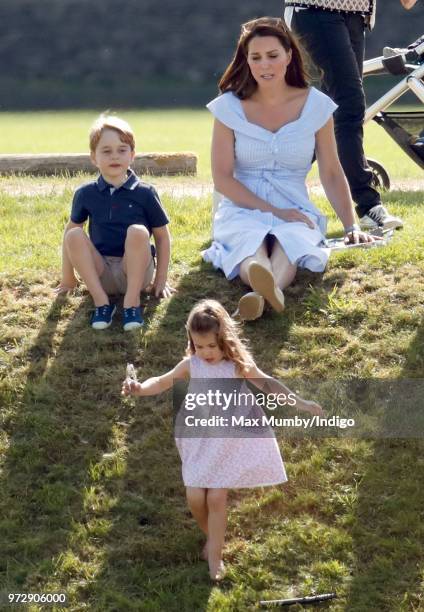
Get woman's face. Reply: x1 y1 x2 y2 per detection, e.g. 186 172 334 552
246 35 292 86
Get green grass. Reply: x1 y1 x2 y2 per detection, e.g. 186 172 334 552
0 108 423 182
0 106 423 610
0 167 423 611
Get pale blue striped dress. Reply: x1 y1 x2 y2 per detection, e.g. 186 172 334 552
203 87 338 280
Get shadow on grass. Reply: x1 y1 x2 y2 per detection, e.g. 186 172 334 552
78 265 237 610
0 290 156 603
86 259 351 611
344 319 424 611
0 258 352 611
83 264 264 610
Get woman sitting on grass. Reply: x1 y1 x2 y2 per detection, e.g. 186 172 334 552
203 17 374 321
122 299 323 581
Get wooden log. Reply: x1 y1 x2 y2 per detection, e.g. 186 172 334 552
0 152 197 176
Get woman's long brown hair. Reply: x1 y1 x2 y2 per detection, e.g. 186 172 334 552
219 17 310 99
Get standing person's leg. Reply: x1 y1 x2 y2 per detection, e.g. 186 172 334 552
206 488 228 580
293 10 402 229
340 13 380 214
293 10 375 212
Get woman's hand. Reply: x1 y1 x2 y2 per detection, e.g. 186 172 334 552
121 378 141 396
273 208 315 229
344 229 380 245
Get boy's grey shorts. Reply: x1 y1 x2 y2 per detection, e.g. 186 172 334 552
100 255 155 295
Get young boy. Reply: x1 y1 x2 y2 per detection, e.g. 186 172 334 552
56 114 173 330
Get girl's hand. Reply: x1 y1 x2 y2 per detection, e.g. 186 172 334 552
121 378 141 397
301 400 325 417
273 208 315 229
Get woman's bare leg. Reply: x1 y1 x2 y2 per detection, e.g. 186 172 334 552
64 228 108 306
270 242 297 289
239 241 271 287
206 488 228 579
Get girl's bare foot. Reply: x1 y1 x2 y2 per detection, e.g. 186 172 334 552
209 558 226 581
200 540 209 561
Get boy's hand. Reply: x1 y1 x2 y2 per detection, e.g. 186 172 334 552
54 278 78 295
300 400 325 417
150 279 176 299
121 378 141 397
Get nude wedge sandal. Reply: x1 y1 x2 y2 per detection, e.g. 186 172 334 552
232 291 265 321
247 262 285 313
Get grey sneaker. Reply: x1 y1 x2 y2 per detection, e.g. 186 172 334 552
383 46 406 58
359 205 403 231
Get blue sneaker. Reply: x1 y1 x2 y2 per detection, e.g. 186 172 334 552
91 304 116 330
123 306 144 331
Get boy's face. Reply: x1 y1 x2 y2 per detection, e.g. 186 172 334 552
91 128 135 185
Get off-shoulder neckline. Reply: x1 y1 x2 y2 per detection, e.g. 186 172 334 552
232 87 315 135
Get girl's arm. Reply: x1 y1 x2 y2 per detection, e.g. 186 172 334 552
243 363 324 416
315 119 374 243
212 119 314 228
121 358 190 397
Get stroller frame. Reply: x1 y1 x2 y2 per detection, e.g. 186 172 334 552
363 37 424 187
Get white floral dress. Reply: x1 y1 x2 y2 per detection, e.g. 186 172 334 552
174 355 287 489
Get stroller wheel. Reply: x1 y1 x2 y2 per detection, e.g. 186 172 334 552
367 158 391 191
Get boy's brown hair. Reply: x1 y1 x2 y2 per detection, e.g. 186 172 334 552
89 114 135 153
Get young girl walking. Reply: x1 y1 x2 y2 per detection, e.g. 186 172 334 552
121 299 323 581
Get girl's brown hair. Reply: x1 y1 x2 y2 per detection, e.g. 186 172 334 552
186 300 254 375
219 16 310 99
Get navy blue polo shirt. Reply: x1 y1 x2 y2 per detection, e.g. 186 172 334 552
71 170 169 257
